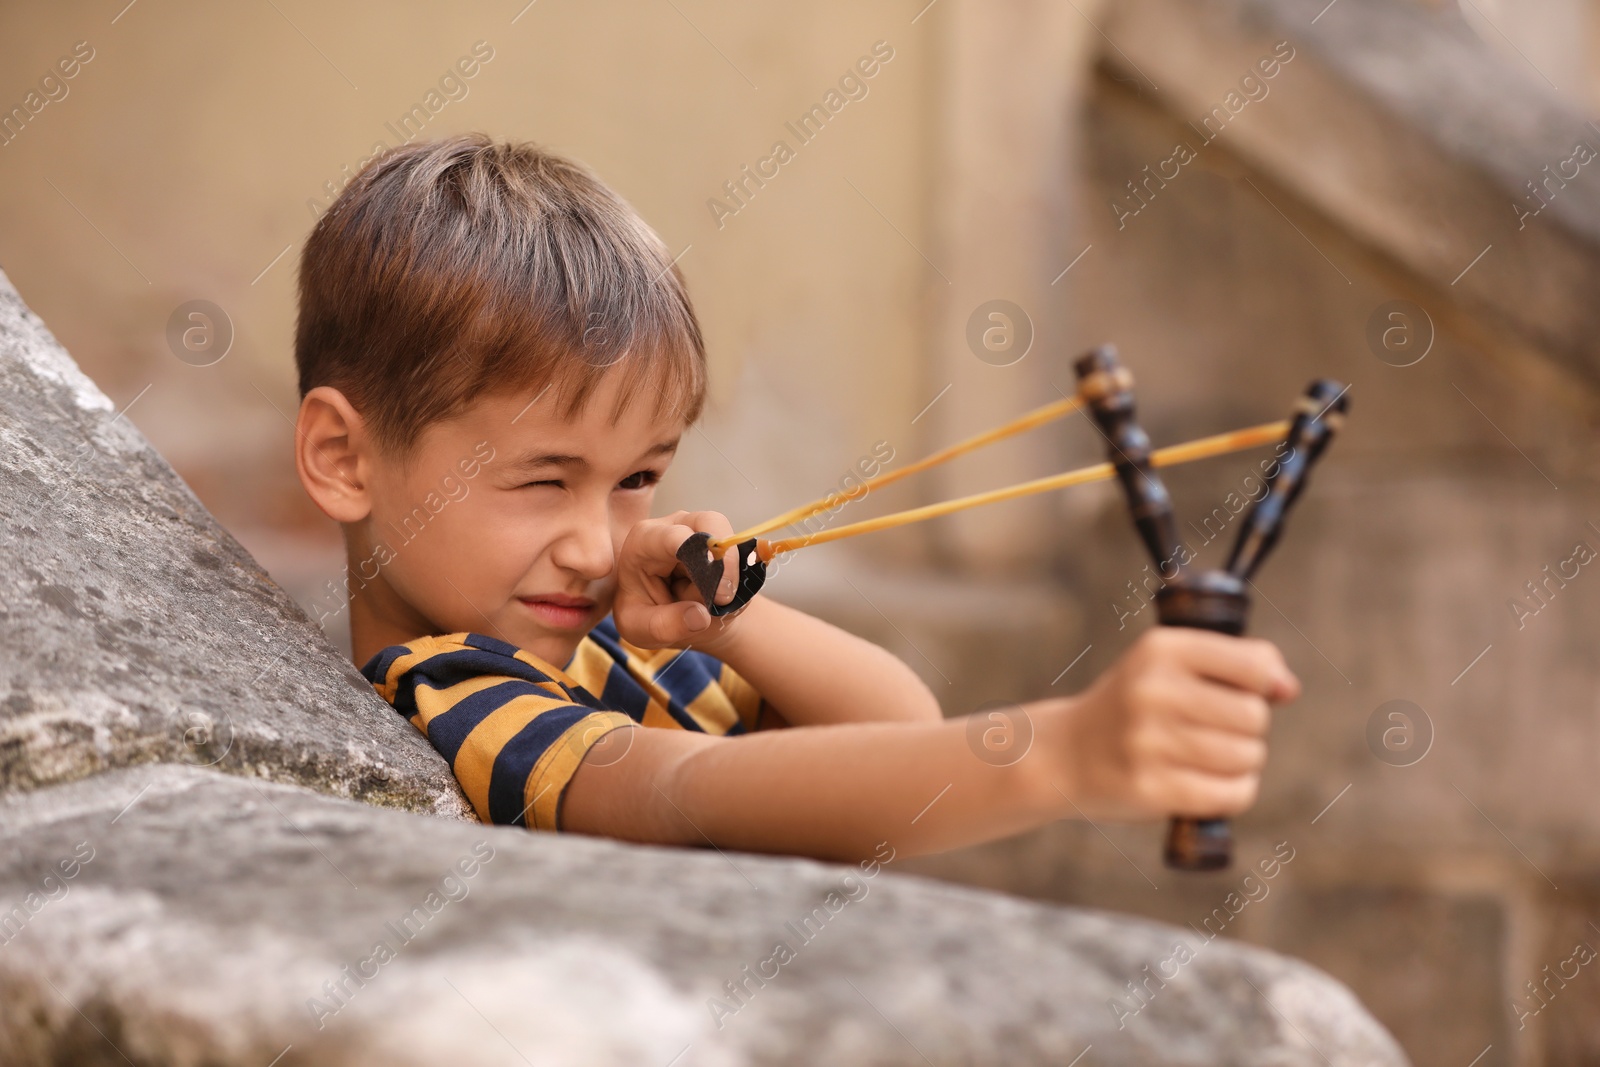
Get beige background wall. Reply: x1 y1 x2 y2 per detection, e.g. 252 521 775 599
0 0 1002 641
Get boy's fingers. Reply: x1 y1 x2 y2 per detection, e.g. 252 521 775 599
1157 723 1268 776
629 513 740 603
634 522 704 574
1164 681 1272 738
1161 630 1299 702
678 601 711 637
679 511 737 543
1157 766 1261 818
633 600 710 645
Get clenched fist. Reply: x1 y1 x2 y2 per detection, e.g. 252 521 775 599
1047 628 1300 822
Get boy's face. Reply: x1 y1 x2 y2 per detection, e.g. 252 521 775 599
357 369 686 666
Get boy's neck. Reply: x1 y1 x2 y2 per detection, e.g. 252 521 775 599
344 526 442 666
347 569 435 667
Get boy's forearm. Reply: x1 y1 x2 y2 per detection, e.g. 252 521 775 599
703 596 943 726
670 719 1060 859
562 707 1072 861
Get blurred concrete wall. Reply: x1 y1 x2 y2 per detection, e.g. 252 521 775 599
889 4 1600 1067
7 2 1600 1066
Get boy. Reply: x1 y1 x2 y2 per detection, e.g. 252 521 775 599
293 134 1298 863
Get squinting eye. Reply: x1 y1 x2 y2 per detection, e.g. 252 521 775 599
618 470 659 490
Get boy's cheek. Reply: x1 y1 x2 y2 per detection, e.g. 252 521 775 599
609 504 654 555
376 501 508 585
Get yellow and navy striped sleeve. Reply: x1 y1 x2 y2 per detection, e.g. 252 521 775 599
362 632 634 831
579 617 764 734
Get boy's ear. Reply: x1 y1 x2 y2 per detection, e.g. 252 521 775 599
295 386 375 524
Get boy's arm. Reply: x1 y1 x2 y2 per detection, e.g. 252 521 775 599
613 513 942 726
700 594 941 726
564 626 1297 861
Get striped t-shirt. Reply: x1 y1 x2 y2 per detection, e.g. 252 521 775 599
361 617 763 830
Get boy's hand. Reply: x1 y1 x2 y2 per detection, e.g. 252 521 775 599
1051 628 1300 823
613 511 743 650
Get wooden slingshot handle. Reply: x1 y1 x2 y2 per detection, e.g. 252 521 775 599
1154 571 1251 871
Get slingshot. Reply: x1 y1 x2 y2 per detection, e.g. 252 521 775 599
676 345 1348 871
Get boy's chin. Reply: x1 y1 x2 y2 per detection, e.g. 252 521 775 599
503 620 591 667
481 596 613 663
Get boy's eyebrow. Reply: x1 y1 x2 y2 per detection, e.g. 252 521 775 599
504 451 589 471
503 439 680 471
644 439 681 458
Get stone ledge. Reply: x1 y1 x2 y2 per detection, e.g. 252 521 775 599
0 764 1408 1066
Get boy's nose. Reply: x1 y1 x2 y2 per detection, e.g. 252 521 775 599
551 519 615 580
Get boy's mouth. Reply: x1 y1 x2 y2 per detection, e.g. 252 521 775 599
516 593 597 631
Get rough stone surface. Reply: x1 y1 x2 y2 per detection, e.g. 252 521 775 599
0 765 1408 1067
0 269 473 820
